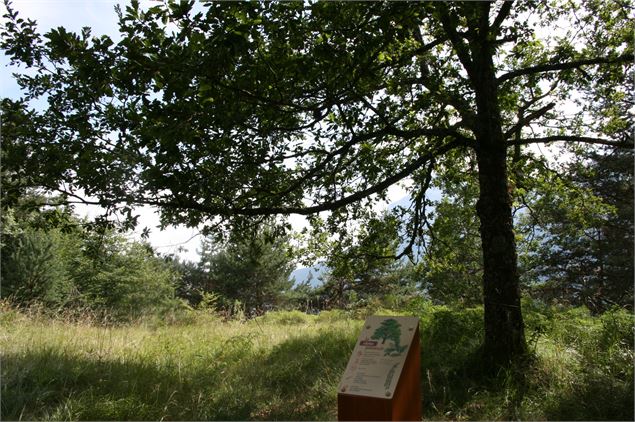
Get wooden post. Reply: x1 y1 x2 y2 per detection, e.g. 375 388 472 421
337 316 421 421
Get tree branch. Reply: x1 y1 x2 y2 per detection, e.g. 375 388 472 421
491 1 513 34
136 138 470 218
396 158 435 261
412 36 447 56
410 25 476 124
507 135 634 149
497 53 634 84
503 102 555 139
274 124 470 199
435 3 475 76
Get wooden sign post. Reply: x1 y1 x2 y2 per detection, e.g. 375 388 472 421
337 316 421 421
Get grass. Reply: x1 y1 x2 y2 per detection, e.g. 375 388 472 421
1 302 633 420
1 308 360 420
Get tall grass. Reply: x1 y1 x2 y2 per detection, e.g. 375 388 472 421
1 307 359 420
1 301 633 420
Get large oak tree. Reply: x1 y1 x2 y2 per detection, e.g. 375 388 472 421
1 0 632 367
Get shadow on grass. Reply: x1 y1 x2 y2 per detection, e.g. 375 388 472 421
542 372 634 421
2 348 181 420
204 328 355 420
418 306 532 420
417 305 635 421
6 307 631 421
1 328 356 421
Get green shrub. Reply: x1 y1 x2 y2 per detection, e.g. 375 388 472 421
547 306 598 347
1 229 74 307
597 307 635 351
532 306 635 421
350 304 412 320
70 240 181 321
420 306 484 370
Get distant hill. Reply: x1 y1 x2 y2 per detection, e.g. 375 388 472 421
388 187 441 210
290 266 326 287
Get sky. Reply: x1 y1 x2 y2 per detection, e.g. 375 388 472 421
0 0 410 263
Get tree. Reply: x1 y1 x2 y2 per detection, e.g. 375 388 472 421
69 233 180 318
1 193 181 316
582 148 634 310
1 195 84 307
2 1 631 368
518 145 634 313
198 224 295 314
1 228 71 306
167 257 208 306
283 277 317 312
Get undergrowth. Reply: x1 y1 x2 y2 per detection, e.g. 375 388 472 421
1 300 633 420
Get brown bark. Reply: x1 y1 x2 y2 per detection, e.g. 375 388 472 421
475 140 527 368
469 11 527 368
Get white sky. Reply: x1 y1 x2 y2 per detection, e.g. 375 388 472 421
0 0 409 263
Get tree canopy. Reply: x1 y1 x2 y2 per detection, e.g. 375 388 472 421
3 1 630 225
1 0 631 367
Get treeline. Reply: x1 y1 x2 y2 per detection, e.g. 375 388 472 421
0 196 299 320
1 200 180 320
1 146 632 320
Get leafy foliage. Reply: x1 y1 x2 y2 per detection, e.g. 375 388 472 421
0 198 181 319
2 0 630 233
420 155 483 305
1 229 72 306
68 234 180 319
198 223 295 314
312 213 416 308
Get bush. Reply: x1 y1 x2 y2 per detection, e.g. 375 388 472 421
1 221 182 322
597 307 635 351
547 306 597 347
62 236 181 321
419 306 484 370
530 306 635 421
1 229 74 307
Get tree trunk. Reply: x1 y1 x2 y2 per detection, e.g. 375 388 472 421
475 140 527 368
469 14 527 368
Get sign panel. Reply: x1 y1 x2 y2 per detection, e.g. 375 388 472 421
338 315 419 399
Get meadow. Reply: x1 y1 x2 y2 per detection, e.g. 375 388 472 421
1 300 633 421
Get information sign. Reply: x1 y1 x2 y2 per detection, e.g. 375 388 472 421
338 315 419 399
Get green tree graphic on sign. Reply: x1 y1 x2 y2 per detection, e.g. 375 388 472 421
372 319 407 356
